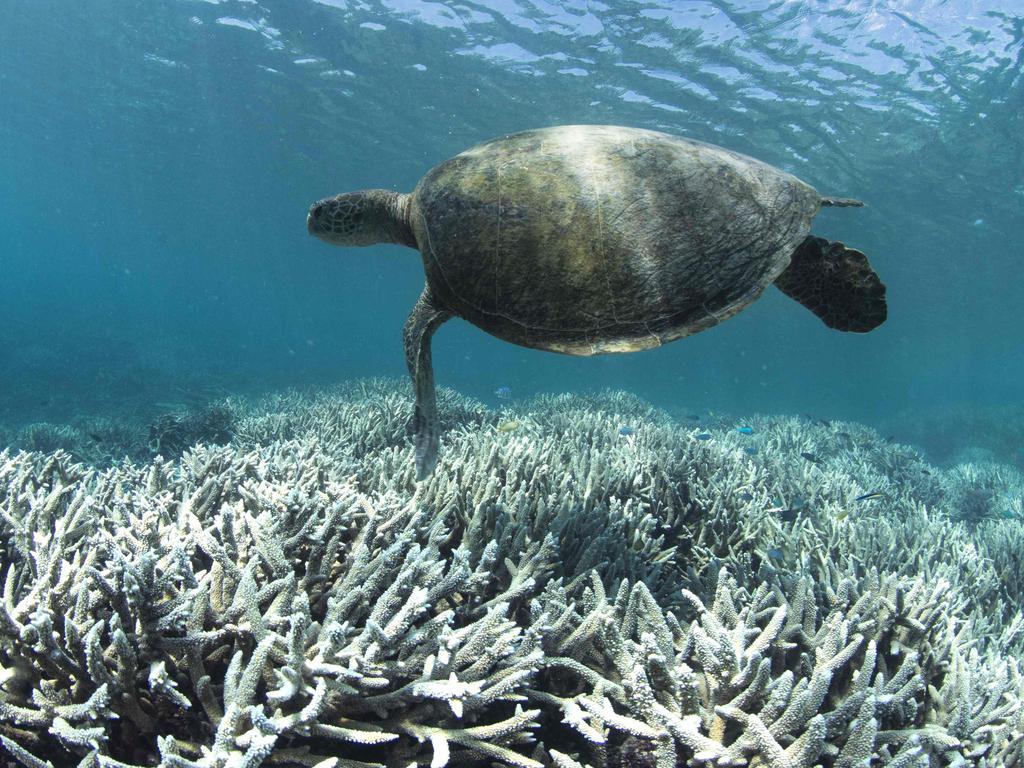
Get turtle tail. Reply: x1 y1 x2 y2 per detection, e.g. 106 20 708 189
774 236 887 332
820 197 864 207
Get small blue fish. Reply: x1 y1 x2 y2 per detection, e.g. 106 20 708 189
494 386 512 400
743 446 758 455
740 492 754 502
855 491 886 502
618 425 636 437
1001 510 1017 520
766 547 785 562
695 432 712 441
736 426 754 435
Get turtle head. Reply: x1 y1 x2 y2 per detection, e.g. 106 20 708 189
307 190 415 248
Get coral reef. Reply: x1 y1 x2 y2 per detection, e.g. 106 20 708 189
885 403 1024 472
10 418 147 467
7 402 239 469
146 404 236 458
0 380 1022 768
940 463 1023 527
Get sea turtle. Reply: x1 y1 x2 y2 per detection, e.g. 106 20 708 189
307 125 886 479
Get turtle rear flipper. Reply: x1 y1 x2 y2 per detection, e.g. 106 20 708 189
775 236 887 332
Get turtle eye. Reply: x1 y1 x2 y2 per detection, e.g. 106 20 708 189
312 204 325 219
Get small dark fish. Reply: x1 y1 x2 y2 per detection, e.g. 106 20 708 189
770 496 806 522
686 414 701 422
618 425 637 437
740 492 754 502
695 432 712 441
1001 510 1017 520
800 451 824 465
921 469 932 476
736 426 754 435
743 446 758 455
88 432 103 443
494 386 512 400
855 491 886 502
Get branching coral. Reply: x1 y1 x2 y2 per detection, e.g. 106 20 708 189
0 443 558 767
0 381 1022 768
527 569 1023 768
941 463 1024 527
147 404 236 459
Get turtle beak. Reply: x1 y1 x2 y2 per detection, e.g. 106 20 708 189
306 202 323 236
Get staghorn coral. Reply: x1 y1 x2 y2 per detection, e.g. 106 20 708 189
147 404 237 459
940 462 1024 527
884 403 1024 472
12 423 83 456
528 568 1023 768
0 380 1022 767
11 416 150 468
0 443 556 768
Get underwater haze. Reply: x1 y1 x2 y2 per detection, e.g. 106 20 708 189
2 0 1023 448
6 3 1024 767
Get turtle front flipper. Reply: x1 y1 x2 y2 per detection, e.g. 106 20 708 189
775 236 887 332
404 288 452 480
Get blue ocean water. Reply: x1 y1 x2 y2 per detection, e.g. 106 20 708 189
1 0 1021 459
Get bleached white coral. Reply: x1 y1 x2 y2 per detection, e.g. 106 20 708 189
0 381 1021 768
